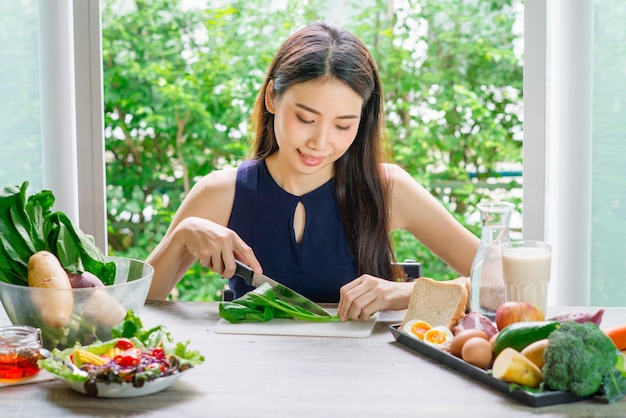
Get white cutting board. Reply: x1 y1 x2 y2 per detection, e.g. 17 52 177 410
214 309 378 338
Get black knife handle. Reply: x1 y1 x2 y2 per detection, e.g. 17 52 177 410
395 260 422 282
233 260 254 286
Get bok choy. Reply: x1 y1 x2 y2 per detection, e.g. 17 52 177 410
219 283 340 323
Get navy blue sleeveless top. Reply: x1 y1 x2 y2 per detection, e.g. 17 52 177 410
227 159 359 302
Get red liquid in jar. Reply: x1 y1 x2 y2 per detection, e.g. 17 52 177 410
0 326 42 380
0 350 41 379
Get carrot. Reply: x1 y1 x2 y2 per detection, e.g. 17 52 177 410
27 250 74 328
603 324 626 351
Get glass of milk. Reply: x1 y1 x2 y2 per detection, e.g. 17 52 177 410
501 240 552 314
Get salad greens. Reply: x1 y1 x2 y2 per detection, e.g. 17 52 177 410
112 310 205 367
0 181 115 286
219 282 340 323
39 310 205 384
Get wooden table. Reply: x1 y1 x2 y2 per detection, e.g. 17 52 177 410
1 302 625 417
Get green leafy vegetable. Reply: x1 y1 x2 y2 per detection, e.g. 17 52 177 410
113 310 205 367
0 181 115 285
601 352 626 403
219 283 340 323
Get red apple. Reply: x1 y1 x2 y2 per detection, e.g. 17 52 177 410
495 301 544 331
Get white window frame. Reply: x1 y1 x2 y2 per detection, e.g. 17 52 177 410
39 0 79 224
72 0 108 252
33 0 106 252
524 0 593 307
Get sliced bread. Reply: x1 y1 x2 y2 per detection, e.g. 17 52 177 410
400 277 468 330
449 276 471 313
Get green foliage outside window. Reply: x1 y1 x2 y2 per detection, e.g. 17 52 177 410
102 0 523 301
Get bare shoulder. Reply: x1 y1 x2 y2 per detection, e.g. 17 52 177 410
381 163 437 229
381 163 426 195
382 163 411 180
195 167 238 190
178 167 238 225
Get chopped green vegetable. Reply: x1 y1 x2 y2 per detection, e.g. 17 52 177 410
0 181 115 285
219 283 340 323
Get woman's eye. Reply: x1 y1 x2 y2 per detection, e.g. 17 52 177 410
296 115 314 124
336 125 351 132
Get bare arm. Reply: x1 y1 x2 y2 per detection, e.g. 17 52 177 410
387 163 479 277
338 164 479 321
146 168 261 300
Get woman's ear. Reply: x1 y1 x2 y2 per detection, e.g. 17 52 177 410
265 80 276 114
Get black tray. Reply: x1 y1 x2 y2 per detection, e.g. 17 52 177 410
389 324 593 407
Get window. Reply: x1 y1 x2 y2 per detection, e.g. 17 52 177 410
589 0 626 306
0 2 43 191
527 0 626 307
5 0 622 305
0 0 107 251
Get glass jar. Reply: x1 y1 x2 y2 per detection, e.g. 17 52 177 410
0 325 42 380
469 201 515 319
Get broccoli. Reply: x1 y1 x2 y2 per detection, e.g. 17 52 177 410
542 321 618 397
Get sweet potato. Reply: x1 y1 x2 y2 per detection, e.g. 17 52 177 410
27 250 74 327
67 271 105 289
548 308 604 326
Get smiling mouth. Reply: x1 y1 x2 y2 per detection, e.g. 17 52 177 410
299 150 325 165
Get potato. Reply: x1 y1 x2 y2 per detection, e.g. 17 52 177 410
82 288 126 328
520 338 549 369
27 250 74 328
492 347 543 388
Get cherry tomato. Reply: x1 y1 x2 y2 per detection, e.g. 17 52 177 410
114 347 142 367
114 338 134 350
151 347 165 359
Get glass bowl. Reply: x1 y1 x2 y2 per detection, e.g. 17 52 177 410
0 257 153 350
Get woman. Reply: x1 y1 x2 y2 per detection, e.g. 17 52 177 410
146 22 479 321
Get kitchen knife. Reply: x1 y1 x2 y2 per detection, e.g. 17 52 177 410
232 260 331 317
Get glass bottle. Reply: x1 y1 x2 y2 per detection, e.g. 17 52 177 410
470 201 514 320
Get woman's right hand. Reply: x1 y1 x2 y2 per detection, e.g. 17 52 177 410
175 216 262 279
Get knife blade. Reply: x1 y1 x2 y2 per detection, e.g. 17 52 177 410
232 260 330 317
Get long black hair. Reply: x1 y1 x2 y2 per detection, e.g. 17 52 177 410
250 22 399 280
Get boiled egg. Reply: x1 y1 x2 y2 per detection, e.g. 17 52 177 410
449 329 489 358
422 326 454 350
461 337 493 369
402 319 431 341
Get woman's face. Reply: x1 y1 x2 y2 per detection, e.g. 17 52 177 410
266 77 363 181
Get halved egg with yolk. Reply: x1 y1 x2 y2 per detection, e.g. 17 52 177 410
422 326 453 350
402 319 431 340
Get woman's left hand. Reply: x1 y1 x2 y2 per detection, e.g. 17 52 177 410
337 275 413 321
